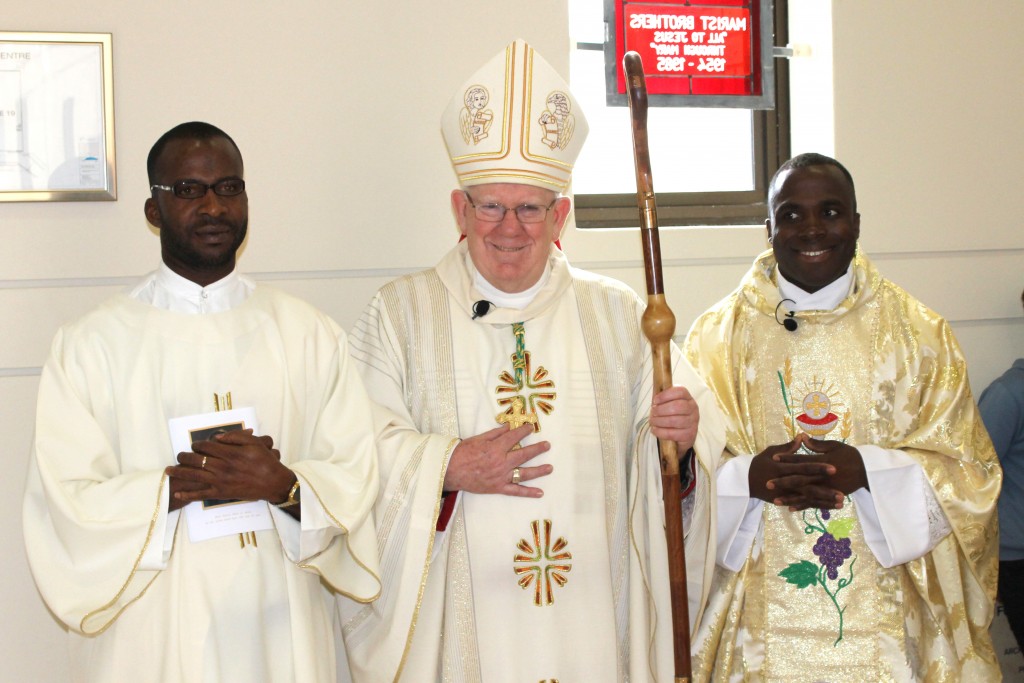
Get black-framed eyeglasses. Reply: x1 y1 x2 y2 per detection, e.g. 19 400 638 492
464 192 556 224
150 178 246 200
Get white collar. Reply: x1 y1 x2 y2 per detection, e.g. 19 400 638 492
129 263 254 314
473 262 552 311
777 265 854 312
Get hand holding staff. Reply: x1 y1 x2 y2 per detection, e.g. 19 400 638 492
623 50 692 681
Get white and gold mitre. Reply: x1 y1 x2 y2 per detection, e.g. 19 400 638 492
441 38 589 193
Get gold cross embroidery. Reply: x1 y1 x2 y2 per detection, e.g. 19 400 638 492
513 519 572 606
806 394 829 415
496 350 556 418
495 322 555 438
497 396 539 432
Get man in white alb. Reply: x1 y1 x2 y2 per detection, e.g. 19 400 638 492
23 121 381 683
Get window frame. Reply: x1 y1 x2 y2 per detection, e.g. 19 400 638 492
574 0 791 229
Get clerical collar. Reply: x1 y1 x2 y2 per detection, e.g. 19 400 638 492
776 265 854 313
129 263 255 314
473 262 552 311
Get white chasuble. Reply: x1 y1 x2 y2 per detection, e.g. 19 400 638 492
455 305 617 680
24 287 381 683
341 242 726 683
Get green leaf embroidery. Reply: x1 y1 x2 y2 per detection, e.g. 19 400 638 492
779 560 819 589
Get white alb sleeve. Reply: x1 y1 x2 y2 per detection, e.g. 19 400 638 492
716 454 765 571
849 445 950 567
138 484 179 570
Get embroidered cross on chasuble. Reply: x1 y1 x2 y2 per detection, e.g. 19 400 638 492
494 322 573 607
496 322 555 430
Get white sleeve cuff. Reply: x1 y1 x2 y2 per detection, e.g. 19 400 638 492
271 476 342 563
138 483 179 570
851 444 947 567
716 454 764 571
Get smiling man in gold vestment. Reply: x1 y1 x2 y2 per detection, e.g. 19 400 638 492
684 153 1001 681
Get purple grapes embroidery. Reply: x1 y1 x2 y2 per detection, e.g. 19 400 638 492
779 509 857 645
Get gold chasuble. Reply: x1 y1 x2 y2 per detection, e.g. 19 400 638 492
340 242 726 683
684 250 1000 682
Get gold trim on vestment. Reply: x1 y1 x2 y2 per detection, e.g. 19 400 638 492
449 41 514 164
575 277 647 679
375 271 485 681
393 437 459 682
79 474 169 634
298 475 381 604
519 52 573 170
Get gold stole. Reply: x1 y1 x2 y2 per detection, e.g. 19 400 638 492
740 308 905 679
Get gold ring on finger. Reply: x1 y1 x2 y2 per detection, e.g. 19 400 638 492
201 456 208 470
511 467 521 485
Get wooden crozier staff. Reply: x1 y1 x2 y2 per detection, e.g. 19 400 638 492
623 50 691 682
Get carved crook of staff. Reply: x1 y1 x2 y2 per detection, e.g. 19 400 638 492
623 50 691 682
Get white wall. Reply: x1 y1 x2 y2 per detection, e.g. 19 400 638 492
2 1 1021 679
831 0 1024 393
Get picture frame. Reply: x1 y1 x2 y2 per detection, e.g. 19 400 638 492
0 31 116 202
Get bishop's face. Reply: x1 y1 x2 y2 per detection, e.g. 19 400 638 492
452 183 571 293
767 164 860 293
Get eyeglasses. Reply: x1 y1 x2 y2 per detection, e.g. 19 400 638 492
464 192 556 223
150 178 246 200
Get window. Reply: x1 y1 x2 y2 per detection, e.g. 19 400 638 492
569 0 792 228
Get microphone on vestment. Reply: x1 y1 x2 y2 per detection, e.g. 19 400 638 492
774 299 799 332
471 300 494 320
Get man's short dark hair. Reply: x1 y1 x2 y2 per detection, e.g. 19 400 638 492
146 122 242 185
768 152 857 213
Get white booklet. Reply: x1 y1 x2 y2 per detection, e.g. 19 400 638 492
168 407 275 543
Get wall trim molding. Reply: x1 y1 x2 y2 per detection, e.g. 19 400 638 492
0 367 42 378
0 266 421 291
1 247 1020 291
3 316 1020 378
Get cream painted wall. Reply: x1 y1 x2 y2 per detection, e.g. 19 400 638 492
1 1 1021 680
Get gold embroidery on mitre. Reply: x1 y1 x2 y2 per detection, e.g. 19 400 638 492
496 322 556 432
538 91 575 151
513 519 572 606
460 85 494 145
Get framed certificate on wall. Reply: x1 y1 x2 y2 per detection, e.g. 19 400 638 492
0 31 116 202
